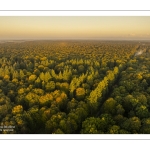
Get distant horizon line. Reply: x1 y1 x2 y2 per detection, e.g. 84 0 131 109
0 38 150 42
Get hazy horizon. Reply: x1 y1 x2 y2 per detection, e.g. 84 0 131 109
0 16 150 40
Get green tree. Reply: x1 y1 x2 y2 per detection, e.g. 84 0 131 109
78 65 85 74
81 117 103 134
101 98 117 115
39 72 45 81
45 81 55 92
60 82 69 94
23 107 44 133
39 93 53 107
123 95 138 112
19 70 25 80
121 117 141 133
140 118 150 133
75 87 86 101
25 92 39 108
141 79 148 90
67 98 78 112
35 77 41 88
135 105 149 119
12 105 23 115
28 74 37 83
116 104 125 115
108 125 120 134
45 112 67 133
81 114 115 134
44 71 52 82
0 94 12 121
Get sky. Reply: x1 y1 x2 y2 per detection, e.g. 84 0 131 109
0 16 150 40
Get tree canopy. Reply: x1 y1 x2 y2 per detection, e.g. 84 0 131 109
0 40 150 134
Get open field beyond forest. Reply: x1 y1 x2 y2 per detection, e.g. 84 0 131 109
0 40 150 134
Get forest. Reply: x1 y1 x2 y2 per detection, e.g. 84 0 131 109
0 40 150 134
